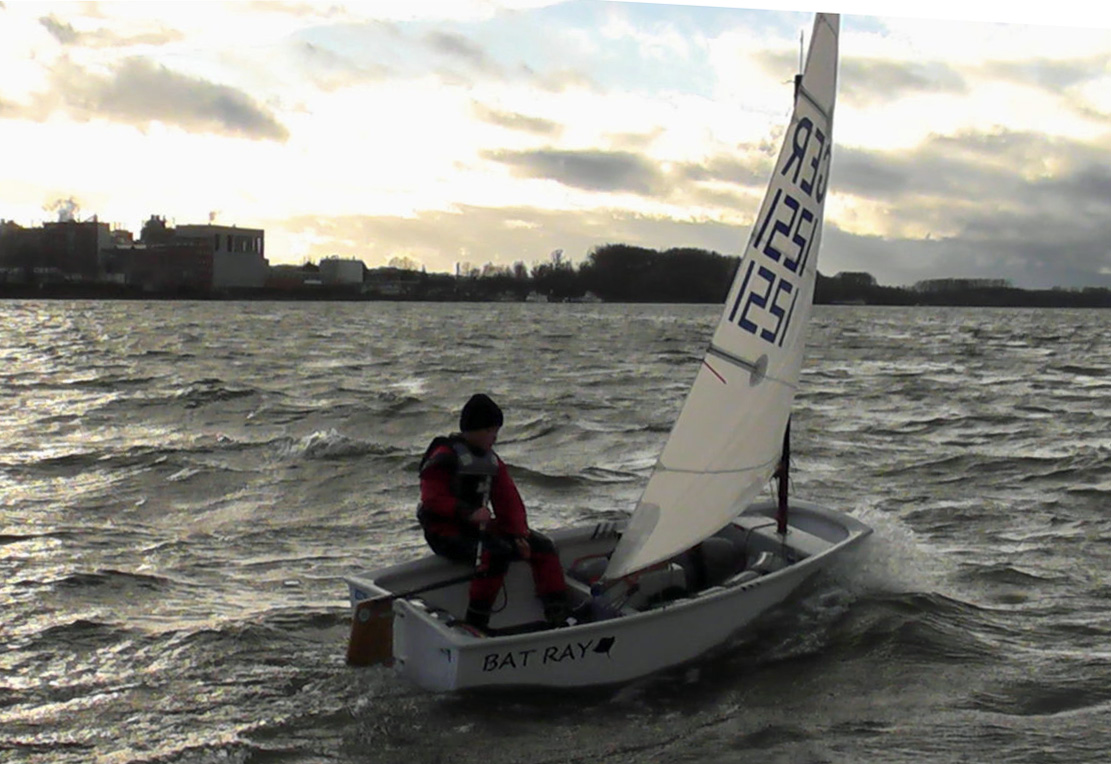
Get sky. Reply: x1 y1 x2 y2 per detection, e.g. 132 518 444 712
2 1 1110 289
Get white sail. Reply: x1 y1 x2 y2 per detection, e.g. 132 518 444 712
605 13 840 581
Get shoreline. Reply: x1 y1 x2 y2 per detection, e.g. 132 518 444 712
2 283 1111 309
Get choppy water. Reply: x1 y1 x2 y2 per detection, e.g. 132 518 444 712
2 300 1110 763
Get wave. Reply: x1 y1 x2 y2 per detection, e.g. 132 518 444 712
276 429 402 461
579 466 645 484
655 349 700 366
17 427 372 477
371 391 426 415
510 465 587 490
958 562 1068 587
29 618 135 650
0 529 82 547
149 612 346 661
79 378 261 418
53 569 173 591
1063 485 1111 499
870 410 1034 438
512 462 648 490
58 373 162 389
0 739 95 758
892 449 1093 482
138 348 194 359
1051 364 1109 378
968 664 1111 717
256 606 349 632
20 444 181 474
575 419 658 435
499 416 561 444
828 592 1002 663
178 379 259 409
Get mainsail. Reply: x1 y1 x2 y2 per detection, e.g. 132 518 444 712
604 13 840 581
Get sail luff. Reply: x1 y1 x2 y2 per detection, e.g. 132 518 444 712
604 13 840 581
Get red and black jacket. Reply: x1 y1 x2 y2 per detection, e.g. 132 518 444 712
416 435 529 539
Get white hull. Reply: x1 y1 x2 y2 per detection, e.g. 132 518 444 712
345 499 871 692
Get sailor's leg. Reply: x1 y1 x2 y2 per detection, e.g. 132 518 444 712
526 531 571 623
423 530 478 563
465 536 513 628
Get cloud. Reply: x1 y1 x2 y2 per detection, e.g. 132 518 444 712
681 153 769 188
524 65 601 93
752 49 799 79
604 127 665 152
482 148 666 194
297 40 391 91
481 141 773 207
38 13 184 48
425 30 501 75
983 55 1111 92
826 128 1111 287
833 145 923 197
39 15 79 44
840 57 968 105
470 102 562 136
246 2 348 19
28 57 288 141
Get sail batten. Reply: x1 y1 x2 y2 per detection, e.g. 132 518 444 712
654 459 777 478
603 12 840 582
705 345 761 372
705 346 799 389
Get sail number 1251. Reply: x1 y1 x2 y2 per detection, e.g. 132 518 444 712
728 115 831 347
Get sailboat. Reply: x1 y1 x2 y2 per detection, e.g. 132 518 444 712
344 12 872 692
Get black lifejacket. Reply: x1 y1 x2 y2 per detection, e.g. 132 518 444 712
417 435 499 525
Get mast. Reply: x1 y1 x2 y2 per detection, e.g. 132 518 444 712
776 419 790 535
793 29 804 98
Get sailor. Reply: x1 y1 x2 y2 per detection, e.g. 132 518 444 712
417 393 570 630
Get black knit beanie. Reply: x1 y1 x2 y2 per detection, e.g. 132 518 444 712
459 393 504 432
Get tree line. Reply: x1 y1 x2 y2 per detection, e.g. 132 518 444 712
445 244 739 303
448 243 1111 308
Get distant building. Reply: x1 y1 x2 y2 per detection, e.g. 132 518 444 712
104 240 213 292
267 263 322 290
0 219 112 283
97 216 268 292
43 220 113 281
140 215 175 246
0 221 38 282
176 224 268 289
2 214 269 292
319 256 364 286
